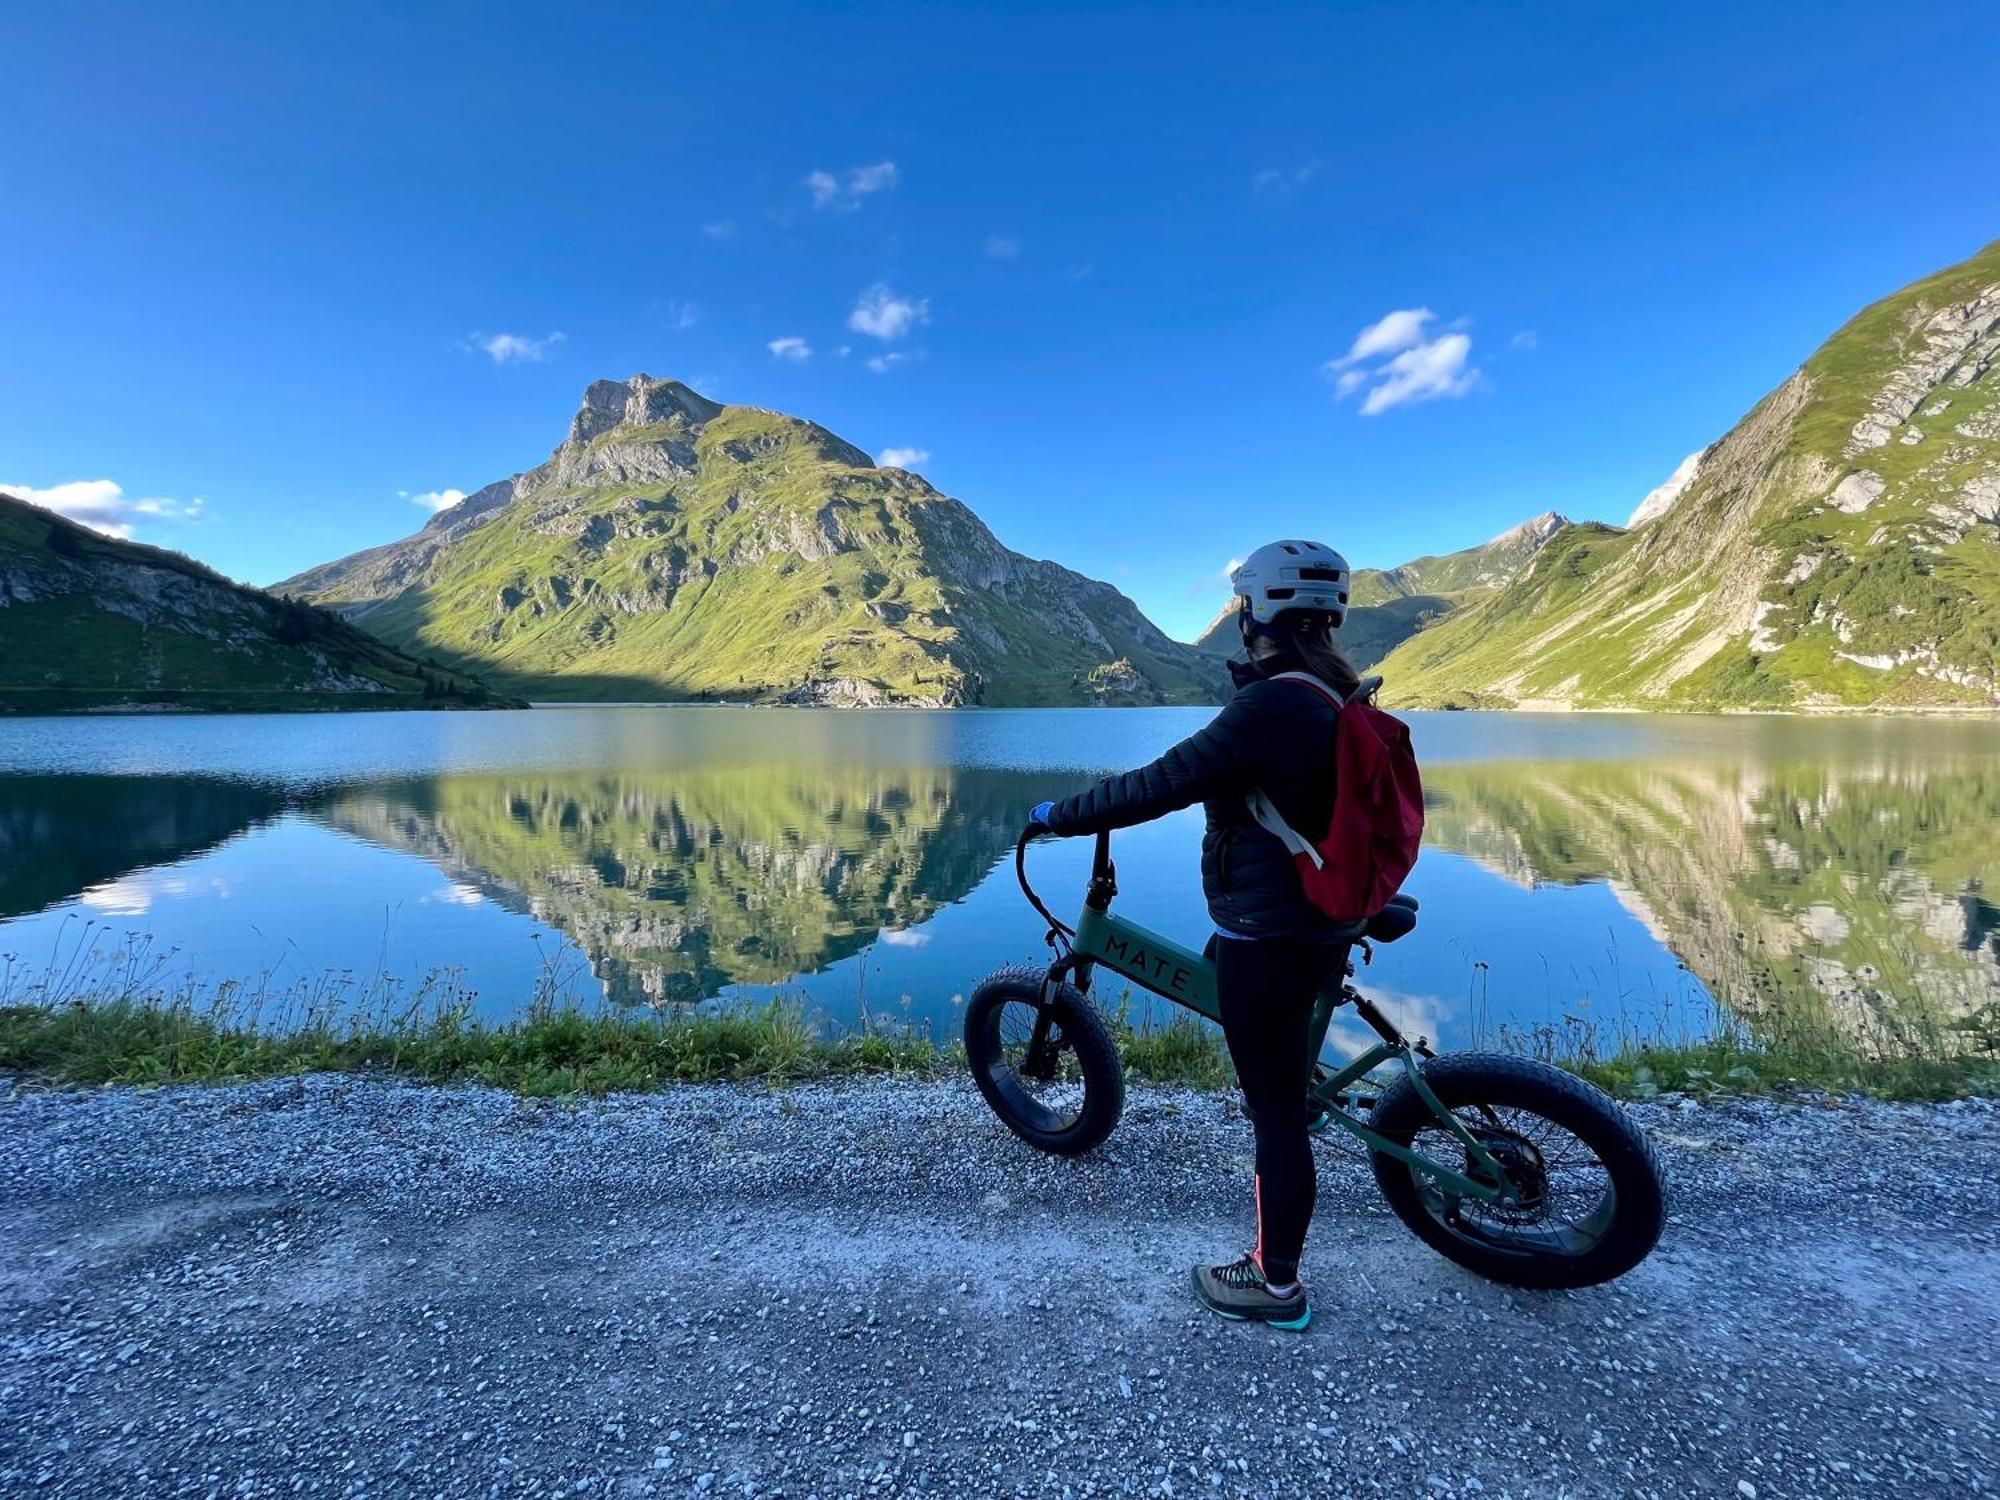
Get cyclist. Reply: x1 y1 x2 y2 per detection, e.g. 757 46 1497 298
1028 539 1362 1331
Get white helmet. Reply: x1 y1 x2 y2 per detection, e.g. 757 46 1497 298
1229 539 1351 628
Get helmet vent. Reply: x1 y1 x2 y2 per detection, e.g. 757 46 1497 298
1296 566 1344 582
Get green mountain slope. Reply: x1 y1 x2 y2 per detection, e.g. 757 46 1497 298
0 493 511 713
282 376 1223 707
1379 240 2000 709
1192 512 1567 670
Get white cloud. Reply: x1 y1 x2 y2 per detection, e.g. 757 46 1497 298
875 446 931 471
807 160 898 210
700 218 736 240
1330 308 1435 367
79 872 190 916
1252 161 1323 195
472 330 565 365
1323 308 1481 416
667 300 699 331
1511 329 1539 351
1 478 204 539
864 352 912 374
424 882 484 906
1222 556 1245 580
984 234 1021 259
767 336 812 361
1358 333 1477 415
876 927 930 947
409 488 467 513
848 283 930 340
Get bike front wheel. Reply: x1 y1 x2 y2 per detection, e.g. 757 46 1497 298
1367 1052 1665 1289
964 965 1124 1155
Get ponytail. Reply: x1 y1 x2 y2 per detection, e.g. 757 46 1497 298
1275 612 1363 700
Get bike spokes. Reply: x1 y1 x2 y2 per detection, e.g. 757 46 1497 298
991 997 1090 1133
1407 1104 1617 1258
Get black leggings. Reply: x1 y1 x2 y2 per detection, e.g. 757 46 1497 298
1212 934 1347 1284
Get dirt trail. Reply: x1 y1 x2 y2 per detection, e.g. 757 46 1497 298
2 1077 1995 1498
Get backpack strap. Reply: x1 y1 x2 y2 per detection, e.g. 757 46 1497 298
1244 671 1345 870
1267 669 1349 708
1246 789 1323 869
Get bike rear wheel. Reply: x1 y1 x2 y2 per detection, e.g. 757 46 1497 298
1367 1052 1665 1288
964 965 1124 1155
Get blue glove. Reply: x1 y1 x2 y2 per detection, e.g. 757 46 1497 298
1027 799 1057 833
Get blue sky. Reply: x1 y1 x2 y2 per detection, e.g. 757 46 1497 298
4 1 1997 640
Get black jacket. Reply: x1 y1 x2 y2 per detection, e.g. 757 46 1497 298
1047 650 1358 941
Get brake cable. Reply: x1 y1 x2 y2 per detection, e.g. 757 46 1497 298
1014 830 1075 954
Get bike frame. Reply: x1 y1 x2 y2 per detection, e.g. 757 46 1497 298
1040 831 1512 1204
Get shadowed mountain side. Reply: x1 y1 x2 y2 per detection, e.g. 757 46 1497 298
1192 515 1567 672
0 493 515 713
0 774 293 919
1420 759 2000 1046
313 766 1054 1005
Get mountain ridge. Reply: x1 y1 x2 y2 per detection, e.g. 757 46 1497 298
0 491 511 713
283 376 1224 707
1378 240 2000 709
1192 509 1571 669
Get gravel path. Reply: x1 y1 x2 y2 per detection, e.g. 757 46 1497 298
2 1075 1995 1499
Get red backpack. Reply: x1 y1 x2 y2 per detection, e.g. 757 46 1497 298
1245 671 1424 922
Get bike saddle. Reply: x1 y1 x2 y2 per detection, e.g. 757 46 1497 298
1365 893 1419 944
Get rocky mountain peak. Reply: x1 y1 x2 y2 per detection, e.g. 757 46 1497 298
564 375 724 448
1629 451 1706 527
1486 510 1569 550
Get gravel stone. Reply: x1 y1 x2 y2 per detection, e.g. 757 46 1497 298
1 1075 1995 1498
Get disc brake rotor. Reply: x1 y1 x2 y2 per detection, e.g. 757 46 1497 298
1464 1126 1549 1218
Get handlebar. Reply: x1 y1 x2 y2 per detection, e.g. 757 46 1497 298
1015 827 1074 942
1016 825 1115 949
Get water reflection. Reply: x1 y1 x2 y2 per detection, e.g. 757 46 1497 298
313 767 1049 1006
0 727 1995 1050
1422 759 2000 1044
0 774 287 921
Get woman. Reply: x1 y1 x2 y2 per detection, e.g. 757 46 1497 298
1027 539 1362 1331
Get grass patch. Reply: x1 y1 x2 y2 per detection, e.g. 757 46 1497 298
1487 1000 1999 1103
0 994 951 1096
0 942 1990 1103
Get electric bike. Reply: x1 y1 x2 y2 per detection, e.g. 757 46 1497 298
964 829 1666 1289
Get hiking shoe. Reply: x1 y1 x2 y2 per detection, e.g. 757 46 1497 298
1191 1254 1311 1330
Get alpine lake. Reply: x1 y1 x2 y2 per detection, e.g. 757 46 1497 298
2 707 1995 1063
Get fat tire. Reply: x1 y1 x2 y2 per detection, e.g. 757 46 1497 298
964 964 1124 1156
1367 1052 1666 1289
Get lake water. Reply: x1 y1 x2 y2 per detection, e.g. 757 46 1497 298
1 708 1995 1057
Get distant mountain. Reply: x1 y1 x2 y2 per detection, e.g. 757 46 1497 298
0 492 510 713
1192 511 1569 670
282 376 1223 707
1379 239 2000 709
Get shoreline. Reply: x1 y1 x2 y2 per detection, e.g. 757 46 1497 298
2 994 1990 1104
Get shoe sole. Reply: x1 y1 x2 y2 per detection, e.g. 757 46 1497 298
1191 1272 1312 1331
1206 1303 1312 1332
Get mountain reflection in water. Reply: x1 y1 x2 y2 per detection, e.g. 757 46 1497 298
0 712 1994 1051
314 767 1048 1007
